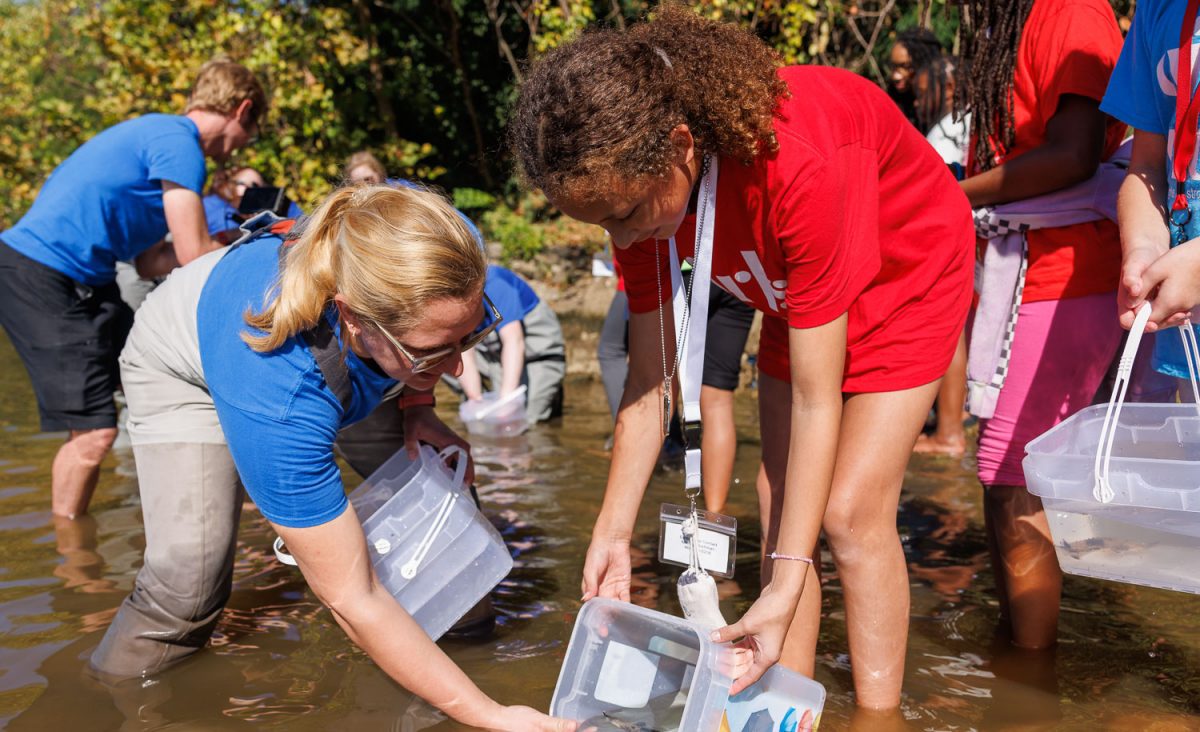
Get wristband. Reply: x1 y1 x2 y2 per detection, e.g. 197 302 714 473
398 391 436 410
766 552 813 565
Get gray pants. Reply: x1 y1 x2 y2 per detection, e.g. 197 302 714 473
91 344 406 679
446 300 566 424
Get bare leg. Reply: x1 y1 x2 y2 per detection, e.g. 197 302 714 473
824 380 940 709
701 385 738 514
756 374 821 677
914 331 967 456
51 428 117 518
983 485 1061 649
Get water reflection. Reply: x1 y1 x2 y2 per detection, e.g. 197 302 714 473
1 322 1199 729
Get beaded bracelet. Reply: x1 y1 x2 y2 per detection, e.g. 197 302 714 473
767 552 814 565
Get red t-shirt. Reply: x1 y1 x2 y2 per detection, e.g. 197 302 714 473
615 65 974 392
979 0 1126 302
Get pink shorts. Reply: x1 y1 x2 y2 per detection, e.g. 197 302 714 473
977 292 1122 487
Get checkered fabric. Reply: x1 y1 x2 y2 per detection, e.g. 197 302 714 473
973 207 1032 240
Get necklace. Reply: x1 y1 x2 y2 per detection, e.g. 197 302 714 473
655 154 713 437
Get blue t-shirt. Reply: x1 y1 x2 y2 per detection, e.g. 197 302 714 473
197 235 397 528
1102 0 1198 378
481 265 540 331
203 194 304 236
2 114 207 285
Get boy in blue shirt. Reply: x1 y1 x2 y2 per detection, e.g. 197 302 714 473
452 265 566 425
1103 1 1200 376
0 58 266 518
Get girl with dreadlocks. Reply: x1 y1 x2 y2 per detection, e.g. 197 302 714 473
512 5 973 709
955 0 1125 650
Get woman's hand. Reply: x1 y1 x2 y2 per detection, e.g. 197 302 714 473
1132 241 1200 331
401 404 475 485
580 532 633 602
488 706 577 732
711 577 807 695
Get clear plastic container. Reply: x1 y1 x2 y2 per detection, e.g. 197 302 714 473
1023 307 1200 594
551 598 734 731
724 665 825 732
346 444 513 639
459 385 528 438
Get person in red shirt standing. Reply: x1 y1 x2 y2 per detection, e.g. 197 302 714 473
511 6 973 708
956 0 1126 649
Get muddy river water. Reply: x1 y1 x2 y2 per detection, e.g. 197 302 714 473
0 330 1197 731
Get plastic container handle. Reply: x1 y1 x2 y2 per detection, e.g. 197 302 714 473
1093 304 1200 502
473 384 528 419
399 490 457 579
437 444 470 489
273 536 298 567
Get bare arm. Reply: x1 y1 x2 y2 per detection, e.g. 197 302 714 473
276 507 572 731
1116 130 1172 329
497 321 525 395
960 94 1110 208
458 348 485 401
135 182 222 278
581 307 674 601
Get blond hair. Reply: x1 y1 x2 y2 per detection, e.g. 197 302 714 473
344 151 388 182
242 184 486 352
186 58 268 124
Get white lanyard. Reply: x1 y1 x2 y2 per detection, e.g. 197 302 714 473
668 155 718 493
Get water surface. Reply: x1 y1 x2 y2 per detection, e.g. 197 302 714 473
0 330 1197 731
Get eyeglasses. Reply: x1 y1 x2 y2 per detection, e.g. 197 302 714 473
370 293 503 374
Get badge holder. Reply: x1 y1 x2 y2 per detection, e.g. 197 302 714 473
652 155 738 582
659 501 737 578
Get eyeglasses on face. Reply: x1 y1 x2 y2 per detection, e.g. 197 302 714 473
370 293 503 374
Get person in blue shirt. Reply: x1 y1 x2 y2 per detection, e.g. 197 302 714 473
452 265 566 425
203 166 305 236
88 184 574 732
0 58 266 519
1103 1 1200 380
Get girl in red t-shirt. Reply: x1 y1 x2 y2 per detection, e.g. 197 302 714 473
956 0 1125 651
512 7 973 708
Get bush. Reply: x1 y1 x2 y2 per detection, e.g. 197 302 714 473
481 205 545 263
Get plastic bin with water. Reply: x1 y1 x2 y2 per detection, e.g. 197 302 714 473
551 598 735 731
1023 306 1200 594
345 444 513 639
459 385 527 438
724 665 825 732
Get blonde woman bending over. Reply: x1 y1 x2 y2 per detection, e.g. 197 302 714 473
90 185 575 731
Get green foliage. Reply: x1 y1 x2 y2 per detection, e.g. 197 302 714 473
452 187 498 213
482 204 545 264
1 0 1139 264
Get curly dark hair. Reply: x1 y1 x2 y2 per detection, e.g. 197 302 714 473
510 3 787 201
954 0 1036 171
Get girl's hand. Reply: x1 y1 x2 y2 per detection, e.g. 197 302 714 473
1120 242 1169 330
580 533 633 602
401 405 475 485
1136 241 1200 331
489 706 577 732
711 578 806 695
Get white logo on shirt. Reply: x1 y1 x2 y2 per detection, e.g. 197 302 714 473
715 250 787 312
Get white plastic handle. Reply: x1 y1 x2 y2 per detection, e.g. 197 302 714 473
437 444 470 489
473 384 527 419
273 536 298 567
1093 304 1200 502
399 490 457 579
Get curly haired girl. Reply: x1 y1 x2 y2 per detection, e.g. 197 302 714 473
512 4 973 709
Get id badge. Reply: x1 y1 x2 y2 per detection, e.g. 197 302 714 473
658 503 737 578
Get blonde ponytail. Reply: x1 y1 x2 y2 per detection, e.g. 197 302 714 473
242 184 486 352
